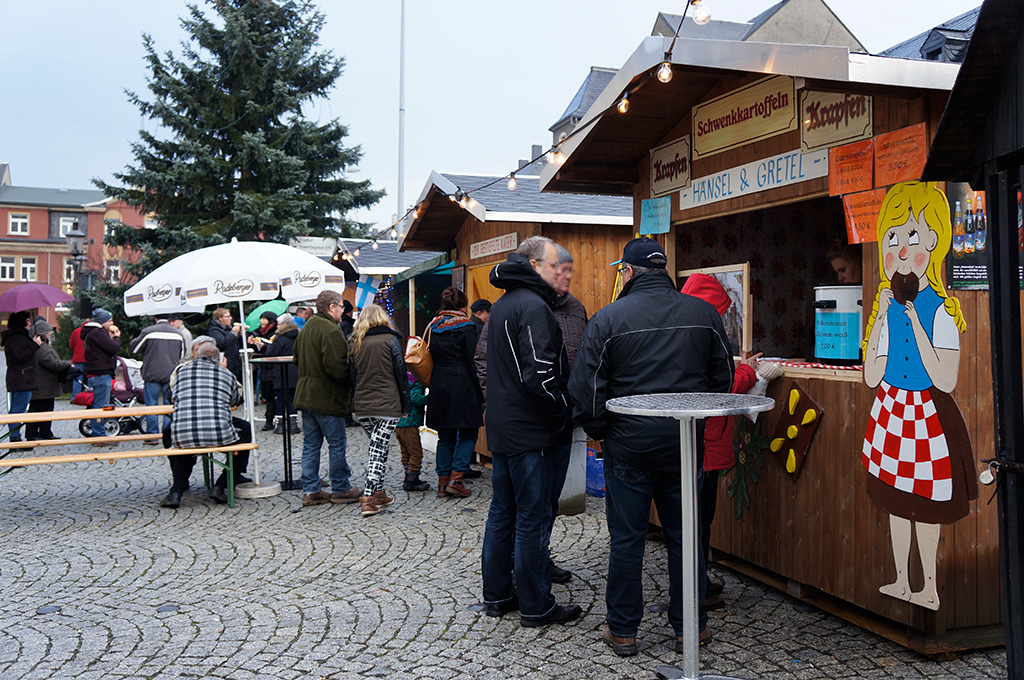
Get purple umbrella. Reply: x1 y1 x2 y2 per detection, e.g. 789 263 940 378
0 283 74 313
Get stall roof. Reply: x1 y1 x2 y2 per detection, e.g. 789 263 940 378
921 0 1024 183
540 36 960 196
336 239 444 277
398 171 632 252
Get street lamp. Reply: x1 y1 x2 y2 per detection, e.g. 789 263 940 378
65 224 87 315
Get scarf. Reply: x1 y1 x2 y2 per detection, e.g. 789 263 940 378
427 310 475 334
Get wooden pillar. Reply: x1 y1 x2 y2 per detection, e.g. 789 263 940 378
408 277 417 335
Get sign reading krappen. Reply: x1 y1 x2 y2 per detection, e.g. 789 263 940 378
470 232 518 260
650 136 690 197
692 75 797 159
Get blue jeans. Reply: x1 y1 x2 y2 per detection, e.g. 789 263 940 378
143 380 172 434
70 362 85 398
481 444 571 620
435 428 478 476
7 390 31 440
300 410 351 494
603 455 706 638
87 375 112 437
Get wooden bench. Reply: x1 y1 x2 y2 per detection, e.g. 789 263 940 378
0 405 258 507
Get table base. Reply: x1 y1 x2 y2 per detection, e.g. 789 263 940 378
656 669 751 680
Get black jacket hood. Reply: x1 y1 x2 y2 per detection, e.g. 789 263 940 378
490 253 557 307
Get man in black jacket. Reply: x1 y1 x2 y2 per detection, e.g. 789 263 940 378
568 237 733 656
481 236 581 628
82 308 122 445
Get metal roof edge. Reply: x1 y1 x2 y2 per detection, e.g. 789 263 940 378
848 53 960 91
483 211 633 225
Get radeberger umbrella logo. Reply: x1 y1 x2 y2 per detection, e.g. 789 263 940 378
214 279 255 297
293 270 322 288
148 284 173 302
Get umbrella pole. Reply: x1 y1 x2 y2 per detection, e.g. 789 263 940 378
239 300 260 486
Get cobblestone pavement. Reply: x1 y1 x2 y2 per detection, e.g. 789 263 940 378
0 405 1008 679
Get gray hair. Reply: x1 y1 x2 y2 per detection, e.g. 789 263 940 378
196 342 220 360
555 244 573 265
516 235 554 263
627 263 662 277
316 289 342 313
277 313 294 325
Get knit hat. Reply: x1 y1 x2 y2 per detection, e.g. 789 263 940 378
34 319 54 336
92 308 113 324
681 273 731 315
470 299 491 313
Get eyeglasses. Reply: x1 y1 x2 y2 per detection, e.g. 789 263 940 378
534 260 559 268
617 265 631 273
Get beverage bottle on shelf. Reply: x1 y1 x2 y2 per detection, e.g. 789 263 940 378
952 200 965 259
965 197 976 255
976 194 987 252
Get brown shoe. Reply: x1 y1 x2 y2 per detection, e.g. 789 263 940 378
702 594 725 610
602 625 637 657
374 489 394 507
360 494 381 516
445 471 472 498
302 491 332 506
676 626 712 653
437 475 450 498
330 488 361 504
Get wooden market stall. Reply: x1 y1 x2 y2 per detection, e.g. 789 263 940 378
542 34 1001 653
397 170 634 463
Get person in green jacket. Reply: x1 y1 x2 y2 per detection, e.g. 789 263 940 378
396 375 430 491
292 289 360 507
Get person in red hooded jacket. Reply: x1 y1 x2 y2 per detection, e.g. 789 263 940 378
680 273 760 608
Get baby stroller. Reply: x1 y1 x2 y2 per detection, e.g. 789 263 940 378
71 357 149 437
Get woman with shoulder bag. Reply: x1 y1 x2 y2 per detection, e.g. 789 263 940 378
27 320 72 441
1 311 42 444
424 287 484 498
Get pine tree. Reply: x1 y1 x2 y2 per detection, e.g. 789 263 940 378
94 0 383 291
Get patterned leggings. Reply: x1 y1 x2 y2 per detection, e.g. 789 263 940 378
358 416 399 496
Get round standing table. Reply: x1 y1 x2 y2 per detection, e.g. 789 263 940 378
605 393 774 680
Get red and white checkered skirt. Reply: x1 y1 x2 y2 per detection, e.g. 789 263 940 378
862 382 953 502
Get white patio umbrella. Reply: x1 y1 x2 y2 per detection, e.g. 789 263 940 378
122 238 345 485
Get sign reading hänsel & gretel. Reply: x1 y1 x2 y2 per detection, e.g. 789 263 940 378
470 232 518 259
692 75 796 159
650 136 690 197
800 91 873 152
678 148 828 210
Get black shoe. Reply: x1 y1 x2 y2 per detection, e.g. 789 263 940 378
273 421 284 435
402 472 431 492
160 492 182 508
485 594 519 618
262 421 275 431
520 603 583 628
463 468 482 479
551 562 573 584
702 595 725 611
707 580 724 596
235 476 253 485
209 486 229 504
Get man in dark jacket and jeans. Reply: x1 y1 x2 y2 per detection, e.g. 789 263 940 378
568 237 733 656
82 308 121 444
481 235 582 628
130 314 186 440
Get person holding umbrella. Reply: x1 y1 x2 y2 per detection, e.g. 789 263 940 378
2 311 42 444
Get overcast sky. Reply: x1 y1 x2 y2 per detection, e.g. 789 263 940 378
1 0 974 236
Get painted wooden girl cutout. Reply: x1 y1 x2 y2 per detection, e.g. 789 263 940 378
861 181 977 611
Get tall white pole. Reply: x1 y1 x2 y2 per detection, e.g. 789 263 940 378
397 0 406 223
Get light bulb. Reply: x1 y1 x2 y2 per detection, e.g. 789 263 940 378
507 176 517 191
657 62 673 83
448 194 457 202
617 94 629 114
459 196 469 208
372 241 379 250
693 2 711 25
390 228 398 239
547 150 557 164
353 248 360 257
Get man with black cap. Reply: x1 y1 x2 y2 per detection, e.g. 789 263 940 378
469 299 491 335
130 313 187 441
81 308 121 444
568 237 733 655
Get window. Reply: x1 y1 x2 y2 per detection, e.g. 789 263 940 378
8 213 28 235
106 260 121 284
20 257 36 282
59 216 80 237
0 257 15 281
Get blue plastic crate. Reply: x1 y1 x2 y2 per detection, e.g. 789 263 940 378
586 448 605 498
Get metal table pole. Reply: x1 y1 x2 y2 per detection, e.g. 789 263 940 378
606 393 774 680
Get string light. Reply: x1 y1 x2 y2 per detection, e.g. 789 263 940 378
372 241 379 250
657 61 673 83
507 175 517 191
376 275 395 317
390 227 398 239
616 93 630 114
693 1 711 25
353 248 360 257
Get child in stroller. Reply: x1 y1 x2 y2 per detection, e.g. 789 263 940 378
71 357 149 436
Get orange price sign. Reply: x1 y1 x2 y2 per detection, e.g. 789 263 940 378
829 139 873 197
842 188 886 244
874 123 927 188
